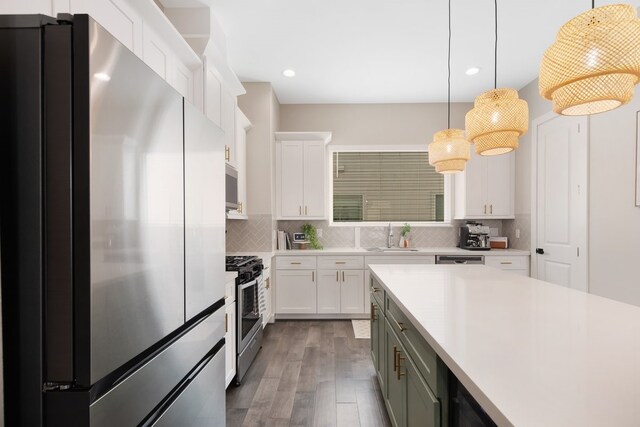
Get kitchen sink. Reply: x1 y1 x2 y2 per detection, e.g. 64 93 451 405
365 247 419 252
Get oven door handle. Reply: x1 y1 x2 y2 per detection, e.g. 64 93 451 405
239 279 258 290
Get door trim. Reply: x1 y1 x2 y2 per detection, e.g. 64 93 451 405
530 111 590 290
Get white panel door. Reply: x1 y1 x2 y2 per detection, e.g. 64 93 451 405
280 142 304 217
535 115 588 291
275 270 316 314
303 141 326 218
486 152 514 216
317 270 341 313
341 270 365 313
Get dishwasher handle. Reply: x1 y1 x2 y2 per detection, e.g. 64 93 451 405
436 255 485 265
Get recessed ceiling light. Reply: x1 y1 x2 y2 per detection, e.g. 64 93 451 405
94 72 111 81
282 69 296 78
465 67 481 76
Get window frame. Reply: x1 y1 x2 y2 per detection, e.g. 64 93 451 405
327 145 453 227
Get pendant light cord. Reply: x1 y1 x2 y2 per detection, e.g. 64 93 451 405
447 0 451 129
494 0 498 89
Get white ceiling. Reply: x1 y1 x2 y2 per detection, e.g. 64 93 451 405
210 0 640 104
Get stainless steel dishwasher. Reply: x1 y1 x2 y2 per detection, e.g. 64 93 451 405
435 255 485 265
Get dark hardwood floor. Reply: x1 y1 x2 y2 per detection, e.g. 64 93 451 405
226 320 392 427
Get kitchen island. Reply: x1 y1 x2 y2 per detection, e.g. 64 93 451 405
369 264 640 427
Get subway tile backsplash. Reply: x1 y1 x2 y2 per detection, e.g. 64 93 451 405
277 220 503 249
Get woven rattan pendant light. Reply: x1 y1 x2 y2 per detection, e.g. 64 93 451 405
539 2 640 116
465 0 528 156
428 0 470 174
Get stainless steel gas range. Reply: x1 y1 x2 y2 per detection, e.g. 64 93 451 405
225 256 264 384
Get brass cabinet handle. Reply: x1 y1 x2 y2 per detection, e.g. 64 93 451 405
370 303 377 321
225 146 230 161
299 206 302 215
290 262 301 265
311 271 314 282
342 271 345 281
336 271 339 282
393 346 399 372
500 261 513 265
238 202 243 214
335 261 346 264
484 204 487 214
397 352 406 380
224 313 228 333
305 206 308 215
490 204 493 214
394 318 407 333
371 287 380 293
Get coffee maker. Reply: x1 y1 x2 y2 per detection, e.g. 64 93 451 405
459 222 491 251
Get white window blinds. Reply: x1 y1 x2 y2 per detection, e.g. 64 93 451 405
332 152 445 222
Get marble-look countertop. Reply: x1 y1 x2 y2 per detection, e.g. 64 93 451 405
369 264 640 426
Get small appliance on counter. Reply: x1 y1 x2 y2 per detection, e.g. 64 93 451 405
459 222 491 251
225 255 264 384
489 236 509 249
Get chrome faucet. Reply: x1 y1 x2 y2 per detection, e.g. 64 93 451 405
387 223 393 248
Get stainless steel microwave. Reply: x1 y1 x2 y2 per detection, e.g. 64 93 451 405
225 164 239 211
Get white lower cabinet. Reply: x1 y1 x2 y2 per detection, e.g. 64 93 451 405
317 269 365 314
485 255 530 277
275 269 317 314
224 276 237 388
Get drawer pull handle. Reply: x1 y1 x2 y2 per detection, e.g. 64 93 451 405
312 271 315 281
394 319 408 333
394 347 406 380
305 206 308 215
370 303 377 321
371 287 380 293
336 271 339 282
342 271 345 281
290 262 301 265
500 261 513 265
224 313 228 333
335 261 346 264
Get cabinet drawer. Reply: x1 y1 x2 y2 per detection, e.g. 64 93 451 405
365 255 435 266
386 296 441 397
276 256 317 269
370 276 385 310
485 256 528 271
317 256 364 270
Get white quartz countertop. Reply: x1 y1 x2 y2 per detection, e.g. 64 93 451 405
273 247 530 256
368 264 640 427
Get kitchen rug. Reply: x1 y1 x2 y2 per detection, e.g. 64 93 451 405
352 320 371 339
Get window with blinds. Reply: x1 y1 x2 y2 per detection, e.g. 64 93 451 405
332 151 444 222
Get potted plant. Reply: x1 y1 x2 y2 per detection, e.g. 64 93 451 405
399 223 411 248
302 223 323 250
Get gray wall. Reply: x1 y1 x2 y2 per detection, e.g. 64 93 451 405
279 102 471 146
512 78 640 306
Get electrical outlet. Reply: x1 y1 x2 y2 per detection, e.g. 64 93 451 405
317 228 323 238
515 229 521 239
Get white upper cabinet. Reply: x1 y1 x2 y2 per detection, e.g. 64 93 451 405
454 150 515 219
275 132 332 220
204 63 223 127
222 91 237 168
227 107 251 220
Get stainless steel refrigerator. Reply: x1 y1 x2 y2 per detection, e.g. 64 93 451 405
0 14 226 426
